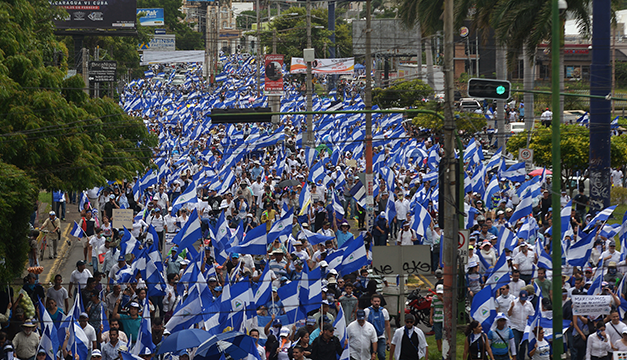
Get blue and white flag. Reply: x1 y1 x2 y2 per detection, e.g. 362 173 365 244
172 209 202 252
299 266 322 314
485 147 502 172
470 286 496 329
70 221 85 238
120 227 142 258
38 299 58 360
332 192 345 217
619 212 627 255
496 226 516 259
566 230 595 267
228 223 268 255
277 280 302 325
333 304 350 360
341 235 368 275
410 202 432 238
508 194 533 225
165 285 206 333
484 176 500 209
254 264 273 308
484 253 510 294
171 180 198 215
131 300 154 355
500 162 526 183
587 259 605 295
583 205 617 232
535 239 552 269
268 208 293 242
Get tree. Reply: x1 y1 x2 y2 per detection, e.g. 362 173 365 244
237 10 258 30
412 109 488 134
0 0 157 281
506 125 627 191
373 79 433 108
138 0 204 50
259 7 352 64
0 162 38 284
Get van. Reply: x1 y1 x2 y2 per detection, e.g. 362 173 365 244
458 98 482 113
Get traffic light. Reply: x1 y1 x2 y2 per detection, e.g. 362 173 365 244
210 108 273 124
467 78 511 100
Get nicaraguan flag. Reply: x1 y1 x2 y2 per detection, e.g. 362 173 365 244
172 209 202 252
37 299 58 360
341 235 368 275
500 162 526 183
583 205 617 232
485 147 502 172
484 176 500 209
165 285 205 333
566 230 595 267
228 223 268 255
508 194 533 225
333 304 350 360
470 286 496 329
131 300 154 355
70 221 84 238
254 264 273 308
170 180 198 216
619 212 627 254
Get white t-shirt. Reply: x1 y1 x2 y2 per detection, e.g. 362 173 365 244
531 338 550 360
70 269 92 288
89 236 105 258
363 307 390 339
82 323 97 350
46 286 69 312
347 320 378 360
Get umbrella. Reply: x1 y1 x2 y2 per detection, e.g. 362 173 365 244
529 168 552 177
277 179 302 188
156 328 213 355
195 332 259 360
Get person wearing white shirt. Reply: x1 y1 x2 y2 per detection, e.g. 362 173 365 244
154 187 169 210
347 310 378 360
495 285 515 314
605 310 626 348
513 243 536 284
612 168 624 187
601 242 622 268
508 291 534 360
389 314 428 360
465 246 480 272
508 270 526 297
560 190 571 208
250 329 266 360
586 321 612 360
397 223 418 246
393 195 410 239
79 313 98 351
164 210 178 235
131 219 148 238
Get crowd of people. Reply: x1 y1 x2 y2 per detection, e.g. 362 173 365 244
8 52 627 360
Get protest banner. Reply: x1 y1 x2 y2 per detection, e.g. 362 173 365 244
572 295 613 318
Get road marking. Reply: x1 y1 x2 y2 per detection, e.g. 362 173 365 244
42 223 72 283
418 273 433 288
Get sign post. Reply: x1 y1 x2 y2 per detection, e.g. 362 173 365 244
458 230 469 264
89 61 117 82
519 148 534 172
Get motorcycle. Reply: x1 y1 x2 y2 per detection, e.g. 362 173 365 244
404 287 436 326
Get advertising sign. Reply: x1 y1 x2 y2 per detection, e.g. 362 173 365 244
89 61 117 82
264 54 284 94
290 57 354 75
137 8 164 26
139 35 176 51
52 0 137 29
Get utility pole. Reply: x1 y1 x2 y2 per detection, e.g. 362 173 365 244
82 48 89 96
256 0 261 96
551 0 565 357
205 3 210 79
364 0 374 231
442 0 458 359
496 45 506 149
94 46 100 98
305 0 314 147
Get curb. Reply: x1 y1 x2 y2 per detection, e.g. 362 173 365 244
43 223 72 284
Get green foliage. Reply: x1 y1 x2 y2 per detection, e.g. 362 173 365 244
260 7 352 64
0 162 37 283
611 187 627 205
0 0 158 191
372 79 434 108
616 62 627 88
507 126 627 189
412 110 487 134
237 10 258 30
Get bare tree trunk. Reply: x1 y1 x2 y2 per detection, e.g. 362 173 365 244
523 44 535 132
425 37 435 89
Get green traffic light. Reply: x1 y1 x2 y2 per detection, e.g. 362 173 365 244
496 85 505 95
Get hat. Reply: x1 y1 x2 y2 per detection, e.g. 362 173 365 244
468 245 474 250
171 246 179 253
273 318 282 327
231 253 240 259
140 347 153 356
435 269 443 277
79 312 89 319
3 344 13 351
76 260 85 267
495 313 508 321
322 323 335 332
320 260 328 267
272 286 278 292
91 350 102 357
609 261 617 268
118 254 126 261
49 211 56 216
294 241 303 246
163 329 171 335
610 241 617 247
38 349 47 355
379 212 386 219
272 249 284 255
477 215 485 221
436 284 444 294
180 259 190 265
322 300 329 305
208 276 218 282
356 310 366 320
403 221 410 227
129 302 141 308
22 319 37 327
307 317 316 325
214 286 223 292
468 261 478 268
329 269 338 275
302 222 309 228
280 327 290 337
506 256 512 261
328 278 337 284
119 345 128 352
519 290 529 301
481 240 491 248
340 221 350 228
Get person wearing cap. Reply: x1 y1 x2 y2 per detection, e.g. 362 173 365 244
433 269 443 287
364 294 391 360
12 319 39 360
614 326 627 351
602 242 622 267
372 212 389 247
139 346 153 360
311 323 344 360
488 314 516 360
428 284 444 352
513 242 536 285
466 245 480 273
75 313 97 352
112 298 142 343
165 246 184 276
334 220 354 248
508 290 534 360
146 205 165 250
347 309 378 360
466 261 482 300
389 314 427 360
69 260 93 298
40 210 61 259
36 347 47 360
396 221 417 246
90 349 103 360
605 260 624 287
264 315 284 337
277 326 293 360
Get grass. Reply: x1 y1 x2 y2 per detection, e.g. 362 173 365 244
607 204 627 226
38 191 52 218
424 330 467 359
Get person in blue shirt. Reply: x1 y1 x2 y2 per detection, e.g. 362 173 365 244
335 220 354 248
52 191 67 220
372 212 388 246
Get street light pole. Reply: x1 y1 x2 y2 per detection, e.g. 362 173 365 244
256 0 261 96
305 0 313 148
364 0 374 231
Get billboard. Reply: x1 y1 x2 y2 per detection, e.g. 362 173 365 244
137 8 164 26
352 19 420 56
264 54 284 93
290 57 354 74
52 0 136 29
89 61 117 82
139 34 176 51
